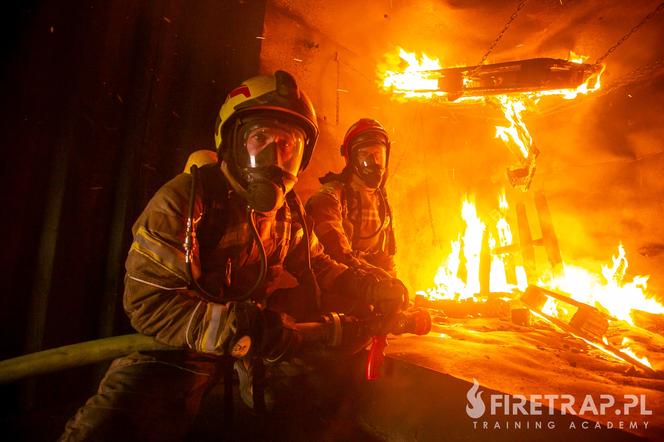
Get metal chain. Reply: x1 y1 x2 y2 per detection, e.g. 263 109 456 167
469 0 530 75
599 56 664 95
529 57 664 117
595 1 664 65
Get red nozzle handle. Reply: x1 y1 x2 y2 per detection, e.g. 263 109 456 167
366 335 387 380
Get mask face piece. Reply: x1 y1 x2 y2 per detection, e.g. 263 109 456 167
352 143 387 189
244 165 297 213
241 120 305 176
235 118 306 212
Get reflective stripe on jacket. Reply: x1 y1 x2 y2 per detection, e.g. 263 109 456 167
306 178 396 277
124 167 348 355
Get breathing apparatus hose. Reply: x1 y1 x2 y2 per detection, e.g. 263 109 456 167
243 206 268 301
288 191 320 309
185 164 267 303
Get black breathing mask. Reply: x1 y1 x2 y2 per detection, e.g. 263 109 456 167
351 142 387 190
242 165 297 213
233 118 305 212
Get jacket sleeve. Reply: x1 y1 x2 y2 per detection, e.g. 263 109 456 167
364 250 397 278
306 186 396 278
305 186 365 269
123 174 237 355
283 217 348 294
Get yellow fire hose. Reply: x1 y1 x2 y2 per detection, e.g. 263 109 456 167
0 324 327 384
0 334 173 384
0 310 431 384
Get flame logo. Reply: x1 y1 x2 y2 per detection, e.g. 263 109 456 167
466 378 486 419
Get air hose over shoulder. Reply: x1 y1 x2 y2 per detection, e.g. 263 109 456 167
287 191 321 310
185 164 267 303
243 206 268 301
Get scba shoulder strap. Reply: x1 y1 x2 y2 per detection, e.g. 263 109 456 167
192 163 231 255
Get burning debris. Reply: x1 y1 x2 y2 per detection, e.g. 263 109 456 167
378 48 604 190
411 192 664 377
374 25 664 378
380 52 603 101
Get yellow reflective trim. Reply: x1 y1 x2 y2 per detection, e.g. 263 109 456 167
130 240 188 281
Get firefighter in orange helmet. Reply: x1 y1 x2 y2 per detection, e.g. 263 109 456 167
61 73 407 441
306 118 397 278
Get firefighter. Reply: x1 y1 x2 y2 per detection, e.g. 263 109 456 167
306 118 397 279
60 71 408 441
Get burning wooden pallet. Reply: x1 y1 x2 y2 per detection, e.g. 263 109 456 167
491 191 562 285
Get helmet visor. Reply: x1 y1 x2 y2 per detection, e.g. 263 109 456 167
353 143 387 170
241 119 306 176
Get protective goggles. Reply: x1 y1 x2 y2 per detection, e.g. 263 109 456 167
239 119 306 176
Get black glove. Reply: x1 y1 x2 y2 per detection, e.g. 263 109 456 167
334 269 409 317
225 302 300 363
258 309 301 363
365 277 409 316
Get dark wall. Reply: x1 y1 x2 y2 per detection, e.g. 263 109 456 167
0 0 266 423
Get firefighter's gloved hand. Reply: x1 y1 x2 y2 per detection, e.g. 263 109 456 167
334 269 409 317
259 310 301 363
225 302 300 362
366 277 409 316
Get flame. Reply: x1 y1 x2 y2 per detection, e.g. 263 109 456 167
531 51 604 100
378 47 482 102
417 198 664 329
419 198 485 300
494 95 533 160
568 50 588 64
619 337 653 369
380 47 444 99
498 190 508 210
390 47 662 367
378 48 604 102
379 47 603 190
417 195 526 300
540 245 664 324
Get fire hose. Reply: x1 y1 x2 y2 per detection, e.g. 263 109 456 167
0 309 431 384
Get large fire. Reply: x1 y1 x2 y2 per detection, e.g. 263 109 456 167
378 47 603 101
379 48 664 323
418 194 664 322
382 47 661 371
415 194 664 370
379 47 605 191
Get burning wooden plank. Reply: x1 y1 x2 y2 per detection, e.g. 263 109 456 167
380 50 604 101
521 285 659 376
414 295 510 318
424 58 603 100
